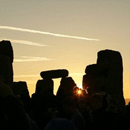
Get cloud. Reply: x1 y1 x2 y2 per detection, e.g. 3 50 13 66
0 37 47 47
14 56 54 62
0 26 100 41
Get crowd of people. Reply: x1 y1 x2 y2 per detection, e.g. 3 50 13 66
0 73 130 130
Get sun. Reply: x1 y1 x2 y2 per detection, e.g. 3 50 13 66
77 90 82 94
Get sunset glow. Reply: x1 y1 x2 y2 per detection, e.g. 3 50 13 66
0 0 129 99
77 90 82 95
77 85 83 89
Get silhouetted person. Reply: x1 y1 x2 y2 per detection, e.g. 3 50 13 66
77 98 92 129
44 118 76 130
31 79 56 130
99 86 111 110
90 93 106 130
0 73 30 130
61 96 85 130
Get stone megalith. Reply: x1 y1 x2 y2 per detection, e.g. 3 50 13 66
35 79 54 95
0 40 13 63
0 40 14 86
56 77 76 96
82 64 98 96
40 69 69 79
97 49 125 112
12 81 29 97
40 69 69 95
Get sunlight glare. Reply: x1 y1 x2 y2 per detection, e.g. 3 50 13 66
77 90 82 94
77 84 82 89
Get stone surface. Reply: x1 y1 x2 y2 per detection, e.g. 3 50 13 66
82 49 125 112
0 55 13 86
40 69 69 79
56 77 76 96
83 64 98 94
12 81 28 96
0 40 14 63
35 79 54 94
97 49 125 111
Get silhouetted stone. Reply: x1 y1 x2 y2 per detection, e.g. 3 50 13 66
56 77 76 97
32 79 56 129
12 81 29 96
60 77 76 91
0 40 14 87
82 49 125 112
35 79 54 94
0 55 13 86
40 69 69 79
83 64 98 94
97 49 125 112
0 40 13 63
85 64 97 74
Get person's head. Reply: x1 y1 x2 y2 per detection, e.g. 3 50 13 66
108 98 118 106
61 96 76 114
106 105 118 113
90 93 103 110
78 99 86 109
44 118 76 130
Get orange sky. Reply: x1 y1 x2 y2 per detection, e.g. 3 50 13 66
0 0 129 98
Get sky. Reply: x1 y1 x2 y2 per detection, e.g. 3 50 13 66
0 0 130 98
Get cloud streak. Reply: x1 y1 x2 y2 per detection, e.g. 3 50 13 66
0 37 47 47
0 26 100 41
14 56 54 62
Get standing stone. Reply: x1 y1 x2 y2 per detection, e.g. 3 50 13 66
56 77 76 96
82 64 98 96
12 81 29 97
0 40 14 86
97 49 125 112
0 40 13 63
35 79 54 94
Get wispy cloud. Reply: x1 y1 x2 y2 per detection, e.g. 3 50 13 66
0 37 47 47
0 26 100 41
14 56 54 62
